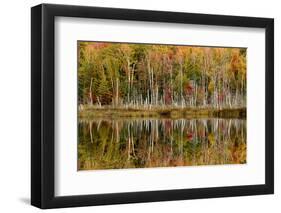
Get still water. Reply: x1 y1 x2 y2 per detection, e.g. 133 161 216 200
78 118 246 170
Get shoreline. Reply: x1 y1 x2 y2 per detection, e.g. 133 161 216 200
79 106 246 119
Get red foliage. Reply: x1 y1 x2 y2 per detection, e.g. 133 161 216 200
186 132 193 140
184 83 193 95
88 43 109 49
218 92 225 103
167 51 174 60
164 87 172 105
164 120 172 134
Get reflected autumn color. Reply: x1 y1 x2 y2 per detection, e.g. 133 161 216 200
78 118 246 170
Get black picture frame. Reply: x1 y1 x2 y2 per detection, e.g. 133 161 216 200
31 3 274 209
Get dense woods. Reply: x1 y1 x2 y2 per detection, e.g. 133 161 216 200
78 42 246 109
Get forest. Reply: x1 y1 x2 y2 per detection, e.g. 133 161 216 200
77 42 247 170
78 41 246 118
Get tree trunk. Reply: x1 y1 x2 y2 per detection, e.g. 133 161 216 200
89 77 93 105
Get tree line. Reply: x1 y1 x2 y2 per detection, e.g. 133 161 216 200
78 42 246 109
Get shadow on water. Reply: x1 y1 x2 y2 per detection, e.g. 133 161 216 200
78 118 246 170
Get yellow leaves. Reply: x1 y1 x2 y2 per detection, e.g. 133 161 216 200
230 48 246 75
120 43 132 54
208 80 215 93
213 48 225 61
208 133 216 146
236 142 247 164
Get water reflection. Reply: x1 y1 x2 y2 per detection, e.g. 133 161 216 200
78 118 246 170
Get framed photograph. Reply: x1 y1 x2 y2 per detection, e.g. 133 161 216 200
31 3 274 209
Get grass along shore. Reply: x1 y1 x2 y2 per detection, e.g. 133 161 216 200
79 105 246 119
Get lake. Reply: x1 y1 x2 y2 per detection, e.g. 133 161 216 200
78 118 246 170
